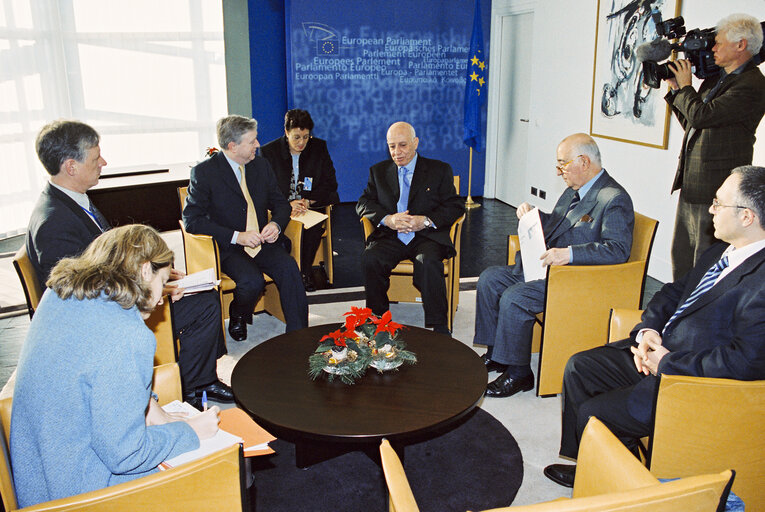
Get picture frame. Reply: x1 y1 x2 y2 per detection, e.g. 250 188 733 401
589 0 682 149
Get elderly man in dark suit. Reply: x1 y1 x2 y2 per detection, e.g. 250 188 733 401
665 13 765 280
260 109 339 291
476 133 634 398
544 166 765 488
183 115 308 341
26 120 230 410
357 121 465 334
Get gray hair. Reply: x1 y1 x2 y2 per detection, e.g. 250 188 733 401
217 115 258 149
731 165 765 230
717 14 763 56
35 120 100 176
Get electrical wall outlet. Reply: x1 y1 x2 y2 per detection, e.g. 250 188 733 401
539 190 546 199
530 187 538 196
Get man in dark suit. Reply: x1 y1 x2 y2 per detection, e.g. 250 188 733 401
357 121 464 334
544 166 765 488
664 13 765 280
27 120 231 410
260 109 339 291
476 133 634 398
183 115 308 340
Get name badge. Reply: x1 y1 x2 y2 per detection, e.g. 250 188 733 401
303 177 313 191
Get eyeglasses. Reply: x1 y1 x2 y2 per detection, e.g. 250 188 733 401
555 155 581 173
711 198 747 211
289 133 311 142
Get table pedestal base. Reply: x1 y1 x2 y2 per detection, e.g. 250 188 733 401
295 438 405 469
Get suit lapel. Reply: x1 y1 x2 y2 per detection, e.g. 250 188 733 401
215 152 246 199
46 184 103 237
408 156 428 203
544 188 576 243
385 162 400 202
545 172 609 244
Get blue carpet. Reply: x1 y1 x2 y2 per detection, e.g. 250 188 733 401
250 407 523 511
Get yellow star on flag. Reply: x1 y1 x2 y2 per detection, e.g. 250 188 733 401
479 61 486 71
470 71 479 82
471 55 479 66
479 77 485 86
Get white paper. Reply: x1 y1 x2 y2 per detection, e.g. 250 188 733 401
167 268 220 294
160 400 242 468
290 208 328 229
517 207 547 282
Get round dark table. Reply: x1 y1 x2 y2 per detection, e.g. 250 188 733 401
231 324 487 467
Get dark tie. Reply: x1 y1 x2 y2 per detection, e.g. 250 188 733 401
88 201 109 231
567 191 580 214
397 167 414 245
662 255 730 335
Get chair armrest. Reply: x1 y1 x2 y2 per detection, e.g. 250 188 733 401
22 444 245 511
507 235 520 266
607 309 644 343
380 439 418 512
284 219 303 267
360 217 374 241
179 221 219 276
152 363 183 405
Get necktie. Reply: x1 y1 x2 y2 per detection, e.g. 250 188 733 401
239 165 261 257
662 255 729 335
87 201 109 232
567 191 580 214
397 167 414 245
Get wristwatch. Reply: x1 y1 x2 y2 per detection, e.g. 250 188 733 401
423 217 433 228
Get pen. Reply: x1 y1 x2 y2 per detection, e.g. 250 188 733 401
202 390 208 412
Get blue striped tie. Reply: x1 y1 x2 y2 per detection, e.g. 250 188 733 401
662 255 729 335
397 167 414 245
567 191 580 213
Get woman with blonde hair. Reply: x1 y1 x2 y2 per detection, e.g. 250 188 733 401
10 224 220 508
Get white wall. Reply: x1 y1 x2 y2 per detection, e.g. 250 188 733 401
487 0 765 282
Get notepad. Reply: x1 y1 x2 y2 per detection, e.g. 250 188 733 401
219 407 276 456
167 268 220 294
291 208 328 229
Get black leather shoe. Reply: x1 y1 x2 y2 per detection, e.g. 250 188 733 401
183 394 204 411
432 325 451 335
485 371 534 398
197 380 234 403
302 272 316 292
228 315 247 341
481 354 509 373
543 464 576 488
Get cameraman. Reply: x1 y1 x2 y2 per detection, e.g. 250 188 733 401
665 13 765 280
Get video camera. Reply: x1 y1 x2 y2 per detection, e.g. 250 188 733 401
639 11 718 89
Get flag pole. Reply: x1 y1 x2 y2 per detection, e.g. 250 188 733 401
465 147 481 209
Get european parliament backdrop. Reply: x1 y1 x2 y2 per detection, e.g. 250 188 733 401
285 0 491 202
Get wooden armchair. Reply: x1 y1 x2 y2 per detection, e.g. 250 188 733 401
507 212 658 396
608 308 764 510
312 205 334 285
380 438 418 512
359 176 464 331
0 363 247 511
13 245 177 366
178 187 302 325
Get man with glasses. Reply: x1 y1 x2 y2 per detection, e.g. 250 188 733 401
357 121 464 334
544 166 765 488
664 13 765 280
261 109 339 291
475 133 634 398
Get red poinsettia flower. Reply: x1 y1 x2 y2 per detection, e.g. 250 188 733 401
343 306 374 329
372 310 403 337
319 329 347 347
205 147 220 157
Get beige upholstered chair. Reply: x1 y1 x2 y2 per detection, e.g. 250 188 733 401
177 186 302 326
507 212 658 396
379 438 418 512
311 205 334 285
478 417 733 511
608 308 764 509
0 363 246 512
13 244 178 366
360 176 464 331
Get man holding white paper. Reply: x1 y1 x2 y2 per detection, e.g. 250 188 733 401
474 133 634 398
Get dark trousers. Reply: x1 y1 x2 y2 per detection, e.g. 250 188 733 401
300 222 325 274
221 242 308 332
171 290 226 393
361 236 449 327
560 345 652 459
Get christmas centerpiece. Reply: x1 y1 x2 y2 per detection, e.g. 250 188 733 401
308 307 416 384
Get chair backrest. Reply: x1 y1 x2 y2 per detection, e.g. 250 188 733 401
380 438 419 512
627 212 658 263
650 374 765 509
607 309 645 343
0 398 17 511
12 245 43 319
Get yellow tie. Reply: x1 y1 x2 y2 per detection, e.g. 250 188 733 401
239 165 261 257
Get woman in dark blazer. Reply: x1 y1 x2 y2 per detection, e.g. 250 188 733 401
260 109 339 290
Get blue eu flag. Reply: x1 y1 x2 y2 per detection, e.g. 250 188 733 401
463 0 487 152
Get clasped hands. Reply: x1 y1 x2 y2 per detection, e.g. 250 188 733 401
630 330 669 376
385 210 428 233
236 221 281 248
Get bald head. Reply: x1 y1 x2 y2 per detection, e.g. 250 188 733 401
387 121 419 168
555 133 603 190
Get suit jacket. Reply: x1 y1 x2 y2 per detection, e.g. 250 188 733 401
618 242 765 422
183 152 291 254
26 183 104 286
665 60 765 204
356 155 465 257
260 136 339 207
513 171 634 273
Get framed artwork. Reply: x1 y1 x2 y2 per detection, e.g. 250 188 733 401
589 0 681 149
